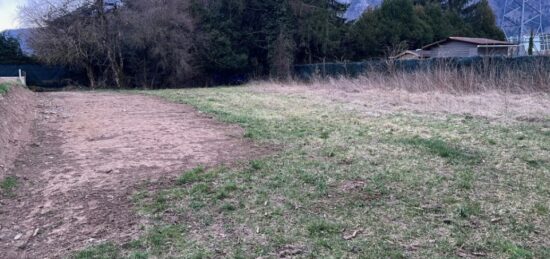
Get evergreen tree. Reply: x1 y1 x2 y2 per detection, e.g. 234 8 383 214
293 0 348 64
193 0 250 76
528 30 534 56
347 0 432 58
0 33 28 63
463 0 505 40
193 0 348 78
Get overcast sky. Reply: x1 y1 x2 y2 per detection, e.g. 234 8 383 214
0 0 25 31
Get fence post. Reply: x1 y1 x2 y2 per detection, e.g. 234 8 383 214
18 69 27 86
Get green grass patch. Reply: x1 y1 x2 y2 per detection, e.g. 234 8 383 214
177 166 210 185
71 243 121 259
456 170 476 190
75 86 550 258
307 219 340 237
496 240 534 258
401 136 482 164
456 200 482 218
0 176 18 196
0 83 10 95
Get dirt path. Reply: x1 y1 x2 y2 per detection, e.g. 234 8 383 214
0 91 260 258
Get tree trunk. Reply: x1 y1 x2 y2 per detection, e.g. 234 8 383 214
85 63 96 89
108 49 125 88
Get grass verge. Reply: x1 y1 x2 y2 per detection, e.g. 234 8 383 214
77 86 550 258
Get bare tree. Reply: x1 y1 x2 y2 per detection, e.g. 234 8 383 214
95 0 125 88
270 30 295 80
121 0 195 88
21 0 105 88
20 0 196 88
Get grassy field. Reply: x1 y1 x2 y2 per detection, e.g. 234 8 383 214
77 86 549 258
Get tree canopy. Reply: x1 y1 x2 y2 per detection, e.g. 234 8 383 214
20 0 506 87
0 33 29 63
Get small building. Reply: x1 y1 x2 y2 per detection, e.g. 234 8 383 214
390 50 429 60
421 37 516 58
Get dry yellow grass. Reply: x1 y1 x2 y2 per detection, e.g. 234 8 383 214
253 77 550 123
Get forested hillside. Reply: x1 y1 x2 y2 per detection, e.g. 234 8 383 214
19 0 504 88
342 0 550 34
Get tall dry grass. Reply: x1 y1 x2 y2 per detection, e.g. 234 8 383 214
256 60 550 121
308 60 550 94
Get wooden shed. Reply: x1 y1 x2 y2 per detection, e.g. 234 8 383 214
421 37 515 58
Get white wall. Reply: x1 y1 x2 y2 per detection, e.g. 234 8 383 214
430 41 478 58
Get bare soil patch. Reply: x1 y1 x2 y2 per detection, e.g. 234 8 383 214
0 85 36 177
0 91 262 258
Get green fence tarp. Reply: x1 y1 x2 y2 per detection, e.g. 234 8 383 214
0 64 85 87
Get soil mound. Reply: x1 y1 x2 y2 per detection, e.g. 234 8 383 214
0 85 36 177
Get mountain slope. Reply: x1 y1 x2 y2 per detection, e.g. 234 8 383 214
341 0 549 35
337 0 381 20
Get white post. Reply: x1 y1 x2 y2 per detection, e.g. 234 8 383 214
18 69 26 86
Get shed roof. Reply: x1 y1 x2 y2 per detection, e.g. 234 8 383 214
422 37 514 50
390 50 420 59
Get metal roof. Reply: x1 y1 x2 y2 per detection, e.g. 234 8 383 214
422 37 514 50
390 50 422 59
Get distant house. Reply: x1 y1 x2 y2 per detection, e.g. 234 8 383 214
423 37 515 58
392 37 517 60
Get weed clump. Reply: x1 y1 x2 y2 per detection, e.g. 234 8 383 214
0 176 18 196
0 83 10 95
307 220 340 237
178 166 210 185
